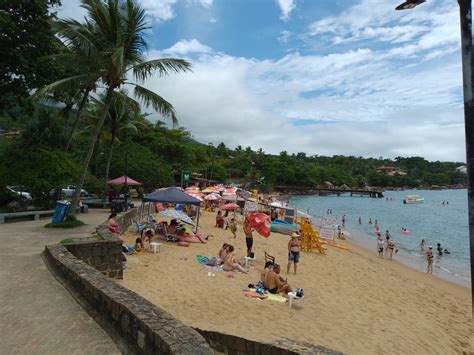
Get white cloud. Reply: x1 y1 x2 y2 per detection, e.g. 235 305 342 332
156 39 213 56
140 0 178 22
198 0 213 9
278 30 292 43
276 0 296 21
210 17 217 23
139 28 465 162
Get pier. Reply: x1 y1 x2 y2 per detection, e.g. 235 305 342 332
274 186 384 198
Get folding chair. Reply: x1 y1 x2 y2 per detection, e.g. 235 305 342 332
264 251 275 265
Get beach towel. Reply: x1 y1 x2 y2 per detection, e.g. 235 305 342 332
196 255 209 265
243 289 287 303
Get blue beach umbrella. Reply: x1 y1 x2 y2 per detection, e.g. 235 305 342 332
157 209 195 226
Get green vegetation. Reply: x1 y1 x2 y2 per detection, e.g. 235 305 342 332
45 215 86 229
0 0 467 212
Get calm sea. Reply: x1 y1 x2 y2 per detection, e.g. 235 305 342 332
288 189 471 288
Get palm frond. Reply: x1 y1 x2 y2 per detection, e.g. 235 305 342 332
32 75 90 100
130 58 192 82
130 84 177 126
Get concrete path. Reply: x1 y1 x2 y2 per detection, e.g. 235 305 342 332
0 210 121 354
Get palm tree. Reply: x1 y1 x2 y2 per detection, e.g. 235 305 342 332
85 90 145 194
41 0 191 215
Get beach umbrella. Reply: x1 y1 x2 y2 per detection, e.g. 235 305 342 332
221 203 239 210
108 175 142 185
221 194 237 201
201 188 215 194
205 193 221 201
157 209 195 226
247 212 272 237
184 190 204 201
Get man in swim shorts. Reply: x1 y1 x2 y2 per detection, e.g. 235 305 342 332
264 264 292 295
243 218 254 257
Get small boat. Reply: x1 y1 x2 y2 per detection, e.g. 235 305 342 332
403 194 424 204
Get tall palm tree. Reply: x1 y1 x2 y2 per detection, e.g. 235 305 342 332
85 90 145 194
42 0 191 215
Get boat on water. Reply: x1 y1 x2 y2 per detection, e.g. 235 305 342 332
403 194 424 204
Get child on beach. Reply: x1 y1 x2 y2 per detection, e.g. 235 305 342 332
427 246 434 273
229 217 237 238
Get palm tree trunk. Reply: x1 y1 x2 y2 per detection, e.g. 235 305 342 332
65 87 91 153
104 134 116 195
70 88 115 216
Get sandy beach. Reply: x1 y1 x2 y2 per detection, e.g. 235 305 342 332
118 210 473 354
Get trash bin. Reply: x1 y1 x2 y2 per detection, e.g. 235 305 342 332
52 201 70 224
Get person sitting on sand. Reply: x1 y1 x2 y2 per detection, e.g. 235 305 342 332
427 246 434 274
261 261 274 283
222 245 248 273
218 243 229 263
264 264 292 295
287 232 301 275
107 213 120 234
135 237 144 252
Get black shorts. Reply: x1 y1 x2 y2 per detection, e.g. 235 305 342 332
268 287 278 294
246 237 253 250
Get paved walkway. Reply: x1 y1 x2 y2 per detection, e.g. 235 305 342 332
0 210 120 354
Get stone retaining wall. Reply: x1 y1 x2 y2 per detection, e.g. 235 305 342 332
65 208 138 279
44 243 212 355
195 329 341 355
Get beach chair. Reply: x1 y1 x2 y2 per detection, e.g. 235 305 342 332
133 220 146 234
264 251 275 265
157 222 177 242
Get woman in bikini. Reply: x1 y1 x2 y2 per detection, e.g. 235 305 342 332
387 239 396 260
222 245 248 273
287 232 301 275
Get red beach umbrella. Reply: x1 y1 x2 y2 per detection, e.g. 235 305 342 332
221 203 239 210
247 212 272 238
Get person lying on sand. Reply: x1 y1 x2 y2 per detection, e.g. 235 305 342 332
222 245 248 273
264 264 292 295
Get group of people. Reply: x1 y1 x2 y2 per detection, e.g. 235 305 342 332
215 211 238 237
260 262 292 295
376 230 397 260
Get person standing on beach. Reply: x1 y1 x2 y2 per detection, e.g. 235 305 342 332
243 218 255 257
287 232 301 275
377 236 384 258
387 239 396 260
427 246 434 273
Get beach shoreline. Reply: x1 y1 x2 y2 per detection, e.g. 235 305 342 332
118 210 472 354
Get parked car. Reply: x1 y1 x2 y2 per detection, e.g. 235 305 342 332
61 185 89 197
6 186 32 201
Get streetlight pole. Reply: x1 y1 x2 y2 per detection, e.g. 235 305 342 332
397 0 474 315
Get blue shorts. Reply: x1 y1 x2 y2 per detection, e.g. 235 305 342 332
288 251 300 263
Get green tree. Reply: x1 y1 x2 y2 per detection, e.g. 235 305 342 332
41 0 191 215
0 0 61 114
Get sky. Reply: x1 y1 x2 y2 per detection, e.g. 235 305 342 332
57 0 466 162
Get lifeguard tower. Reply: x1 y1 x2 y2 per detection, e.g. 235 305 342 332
299 217 325 254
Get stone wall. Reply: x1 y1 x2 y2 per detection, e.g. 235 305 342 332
195 329 341 355
65 208 138 279
44 243 212 355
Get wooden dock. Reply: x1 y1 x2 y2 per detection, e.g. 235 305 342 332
274 186 384 198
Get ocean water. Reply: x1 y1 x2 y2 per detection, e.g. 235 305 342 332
288 189 471 288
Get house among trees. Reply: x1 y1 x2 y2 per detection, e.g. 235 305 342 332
456 165 467 174
375 166 407 176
